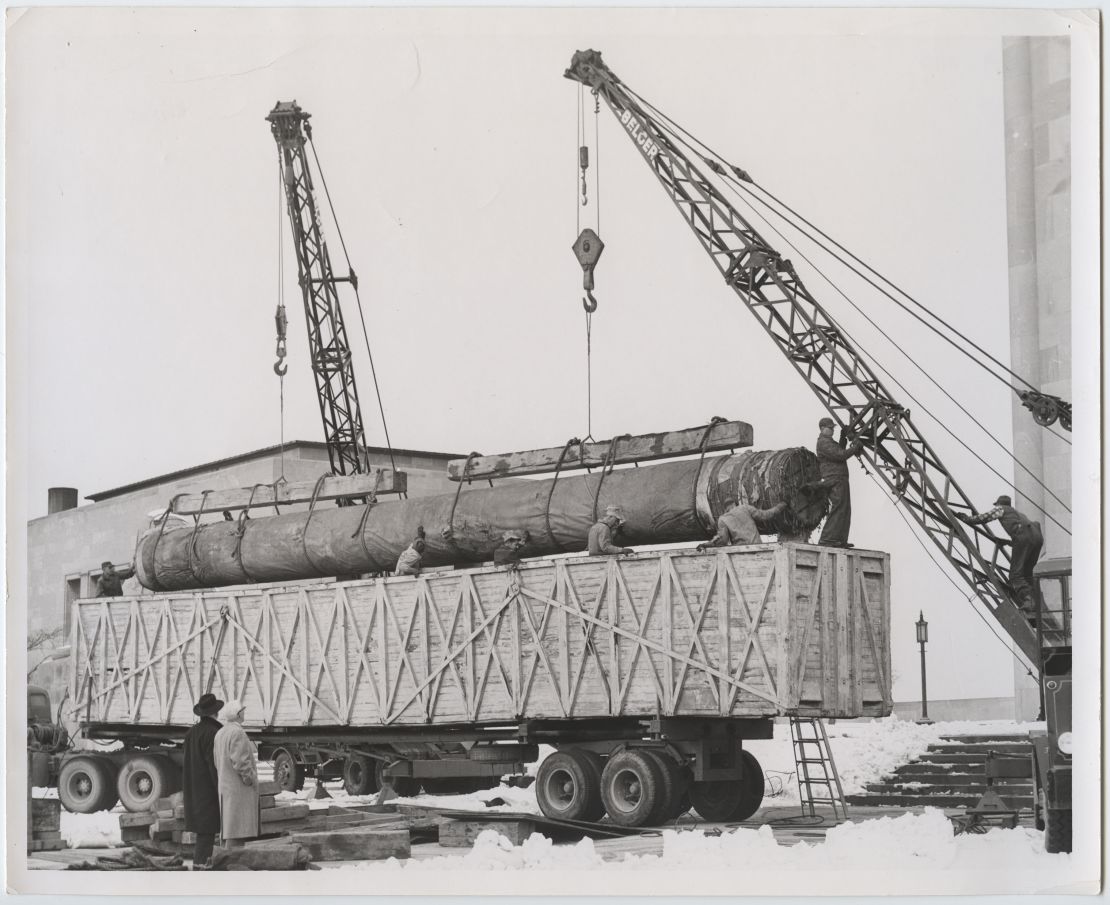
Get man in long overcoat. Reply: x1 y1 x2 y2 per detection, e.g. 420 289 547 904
213 700 260 846
182 693 222 868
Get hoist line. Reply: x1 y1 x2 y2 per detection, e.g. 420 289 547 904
626 90 1072 523
276 161 287 481
722 177 1071 537
865 466 1037 674
625 85 1045 400
306 134 399 476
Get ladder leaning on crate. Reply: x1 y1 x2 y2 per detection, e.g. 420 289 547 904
790 717 849 822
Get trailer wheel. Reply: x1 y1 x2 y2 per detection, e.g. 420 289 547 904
273 749 305 793
117 755 176 813
689 778 744 823
376 761 421 798
601 749 665 827
536 749 604 823
642 750 689 823
342 755 380 796
1045 808 1072 854
59 756 118 814
733 750 765 821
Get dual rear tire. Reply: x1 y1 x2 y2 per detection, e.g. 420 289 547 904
535 746 762 828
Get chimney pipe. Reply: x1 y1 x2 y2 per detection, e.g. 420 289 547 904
47 487 79 514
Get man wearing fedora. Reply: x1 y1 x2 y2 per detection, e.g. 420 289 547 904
957 494 1044 614
183 693 223 868
815 416 863 548
588 505 635 556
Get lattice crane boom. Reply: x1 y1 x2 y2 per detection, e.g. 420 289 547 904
565 50 1042 667
268 101 369 477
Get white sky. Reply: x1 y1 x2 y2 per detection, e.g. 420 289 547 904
5 8 1095 707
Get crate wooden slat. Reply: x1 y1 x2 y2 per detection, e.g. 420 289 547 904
70 545 891 729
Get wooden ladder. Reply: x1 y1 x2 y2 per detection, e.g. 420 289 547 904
790 717 849 822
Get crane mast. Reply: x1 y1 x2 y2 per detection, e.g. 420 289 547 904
268 101 369 477
565 50 1044 667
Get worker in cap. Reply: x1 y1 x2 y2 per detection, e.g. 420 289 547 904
957 494 1043 614
395 537 426 576
815 416 863 548
588 505 634 556
493 529 530 568
96 561 123 598
698 492 787 551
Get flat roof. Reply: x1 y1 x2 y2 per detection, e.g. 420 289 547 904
86 440 465 502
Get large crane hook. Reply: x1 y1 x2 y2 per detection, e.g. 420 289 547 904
573 228 604 313
274 302 289 376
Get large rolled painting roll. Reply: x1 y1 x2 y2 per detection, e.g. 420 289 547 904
135 448 828 592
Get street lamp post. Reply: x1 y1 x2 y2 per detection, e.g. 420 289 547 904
915 611 933 725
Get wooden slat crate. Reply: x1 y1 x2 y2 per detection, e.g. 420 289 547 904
69 545 891 728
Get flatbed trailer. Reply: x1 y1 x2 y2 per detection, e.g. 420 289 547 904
60 544 891 826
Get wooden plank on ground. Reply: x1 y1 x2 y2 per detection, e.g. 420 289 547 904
170 471 407 515
287 827 410 862
446 422 754 481
439 819 536 848
119 812 157 828
257 780 282 797
327 803 399 817
261 803 311 824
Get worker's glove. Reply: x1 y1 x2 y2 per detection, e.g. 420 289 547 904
621 548 635 555
696 542 709 552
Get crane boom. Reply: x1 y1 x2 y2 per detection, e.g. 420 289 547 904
565 50 1043 667
268 101 369 476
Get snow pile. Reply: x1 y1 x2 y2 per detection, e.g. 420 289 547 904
358 831 608 871
388 783 542 815
60 806 122 849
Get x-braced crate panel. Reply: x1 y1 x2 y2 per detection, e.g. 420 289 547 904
70 545 891 729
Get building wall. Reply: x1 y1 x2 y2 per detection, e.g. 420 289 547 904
26 445 459 701
1003 36 1071 721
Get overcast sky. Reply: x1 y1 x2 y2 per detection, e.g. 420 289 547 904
6 8 1095 704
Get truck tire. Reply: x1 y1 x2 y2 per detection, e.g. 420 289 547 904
601 749 664 827
689 777 744 823
343 755 380 796
117 755 176 813
536 749 604 823
376 761 421 798
1045 808 1072 854
470 744 539 764
59 756 118 814
273 749 305 793
733 750 765 821
642 750 688 824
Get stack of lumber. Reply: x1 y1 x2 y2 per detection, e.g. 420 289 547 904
257 781 311 830
29 799 66 852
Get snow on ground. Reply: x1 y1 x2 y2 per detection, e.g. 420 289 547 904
59 805 122 849
344 811 1072 879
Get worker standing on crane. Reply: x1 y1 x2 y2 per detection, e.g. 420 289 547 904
698 495 787 550
588 506 635 556
957 495 1044 613
815 417 863 548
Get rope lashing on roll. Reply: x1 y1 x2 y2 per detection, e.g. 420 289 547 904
691 417 727 533
543 438 581 553
443 452 481 543
592 433 631 523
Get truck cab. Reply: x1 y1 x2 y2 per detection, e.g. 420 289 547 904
1029 556 1072 853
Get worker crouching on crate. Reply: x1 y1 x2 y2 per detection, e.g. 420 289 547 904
493 530 529 568
698 494 787 550
183 693 224 869
588 506 635 556
213 700 260 848
395 538 426 576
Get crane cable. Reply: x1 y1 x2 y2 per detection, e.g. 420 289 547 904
306 132 401 485
625 86 1063 418
621 89 1072 524
275 161 288 482
720 168 1071 537
577 86 603 442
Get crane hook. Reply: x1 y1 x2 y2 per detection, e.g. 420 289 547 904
572 228 605 315
274 302 289 376
583 291 598 313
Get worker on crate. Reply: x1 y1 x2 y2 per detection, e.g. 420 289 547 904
697 494 786 550
493 530 529 568
956 495 1044 617
95 561 123 597
395 536 426 576
815 416 863 548
588 505 635 556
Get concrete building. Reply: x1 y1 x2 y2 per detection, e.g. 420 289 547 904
26 441 461 700
1002 36 1072 720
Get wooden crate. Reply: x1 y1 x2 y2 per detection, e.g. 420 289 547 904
69 545 891 728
